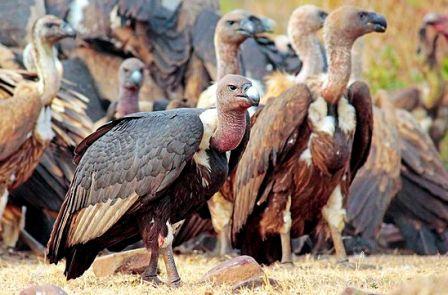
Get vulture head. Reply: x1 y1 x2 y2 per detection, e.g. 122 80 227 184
216 10 274 45
119 58 145 90
324 6 387 47
216 74 260 111
288 5 327 37
32 15 76 45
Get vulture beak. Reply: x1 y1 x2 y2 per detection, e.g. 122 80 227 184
239 15 274 36
243 83 260 106
130 70 143 87
61 22 77 38
367 12 387 33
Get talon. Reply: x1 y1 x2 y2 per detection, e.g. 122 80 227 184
142 274 164 286
169 278 182 288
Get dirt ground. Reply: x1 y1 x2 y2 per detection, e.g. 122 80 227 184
1 250 448 295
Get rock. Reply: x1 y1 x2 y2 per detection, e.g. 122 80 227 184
341 287 380 295
20 284 67 295
200 255 265 286
92 248 150 277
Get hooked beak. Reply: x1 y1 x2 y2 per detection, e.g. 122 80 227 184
367 12 387 33
238 15 275 36
242 83 260 106
130 70 143 87
61 21 76 38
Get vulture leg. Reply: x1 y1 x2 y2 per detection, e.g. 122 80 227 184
322 185 347 260
141 248 163 285
208 193 233 255
280 196 293 264
160 244 181 287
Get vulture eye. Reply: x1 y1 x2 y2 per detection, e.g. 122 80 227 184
46 23 56 29
228 85 237 91
359 12 368 20
226 20 235 26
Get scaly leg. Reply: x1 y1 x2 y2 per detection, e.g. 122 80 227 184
208 193 233 256
0 188 8 223
160 244 181 287
141 248 163 285
280 196 293 264
322 185 348 261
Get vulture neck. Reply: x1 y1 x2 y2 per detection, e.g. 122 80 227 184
116 87 140 117
216 37 240 80
350 39 364 83
321 36 353 104
210 106 247 153
32 37 61 106
291 32 323 83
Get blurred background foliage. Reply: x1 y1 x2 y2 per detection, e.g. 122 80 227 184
220 0 448 93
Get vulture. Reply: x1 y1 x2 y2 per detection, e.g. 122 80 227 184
0 20 93 249
196 9 273 109
47 74 260 285
263 5 328 103
0 16 77 245
173 5 328 255
346 90 448 255
187 9 272 255
231 6 387 265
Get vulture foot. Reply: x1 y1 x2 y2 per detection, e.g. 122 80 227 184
142 274 164 286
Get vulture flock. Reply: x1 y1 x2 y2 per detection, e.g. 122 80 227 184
0 0 447 287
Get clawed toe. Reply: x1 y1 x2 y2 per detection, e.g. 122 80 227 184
142 274 164 286
169 278 182 288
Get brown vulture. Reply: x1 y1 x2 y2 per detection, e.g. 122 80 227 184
178 5 327 256
230 6 386 265
0 16 80 247
47 74 260 286
346 94 448 254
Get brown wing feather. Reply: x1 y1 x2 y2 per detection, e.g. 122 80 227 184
232 84 312 238
342 81 374 192
347 92 401 238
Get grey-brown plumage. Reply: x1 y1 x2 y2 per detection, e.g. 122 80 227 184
47 74 259 284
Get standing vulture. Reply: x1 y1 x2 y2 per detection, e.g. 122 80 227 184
173 5 327 254
231 6 386 265
47 74 260 285
346 94 448 254
0 16 77 246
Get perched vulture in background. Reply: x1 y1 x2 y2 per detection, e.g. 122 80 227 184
0 15 91 250
230 6 386 265
47 74 260 286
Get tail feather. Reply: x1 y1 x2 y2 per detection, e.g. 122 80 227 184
64 246 99 280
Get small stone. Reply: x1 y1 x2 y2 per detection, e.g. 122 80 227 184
19 284 67 295
200 255 264 286
92 248 150 277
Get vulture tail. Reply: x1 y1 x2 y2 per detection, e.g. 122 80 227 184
64 246 99 280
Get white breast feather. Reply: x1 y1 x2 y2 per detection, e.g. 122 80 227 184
35 107 55 142
194 109 218 171
338 97 356 134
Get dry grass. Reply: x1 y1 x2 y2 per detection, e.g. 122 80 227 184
1 250 448 294
222 0 447 92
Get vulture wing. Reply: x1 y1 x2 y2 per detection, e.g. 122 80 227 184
48 110 204 262
345 81 374 185
232 84 312 239
386 109 448 254
346 97 401 239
